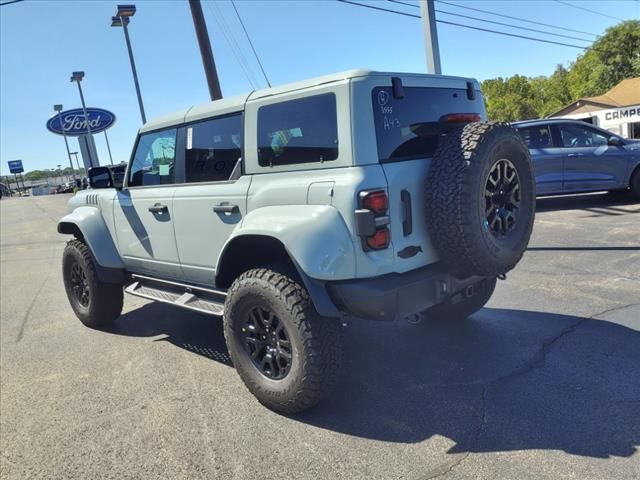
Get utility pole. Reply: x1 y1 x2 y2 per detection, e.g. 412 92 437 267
188 0 222 100
420 0 441 74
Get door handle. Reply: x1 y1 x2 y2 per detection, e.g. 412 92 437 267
148 203 168 214
213 203 240 214
567 153 584 157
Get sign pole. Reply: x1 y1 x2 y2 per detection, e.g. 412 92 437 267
56 109 77 180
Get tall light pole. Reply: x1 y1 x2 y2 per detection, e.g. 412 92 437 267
111 5 147 123
103 132 114 165
53 104 77 180
70 71 92 137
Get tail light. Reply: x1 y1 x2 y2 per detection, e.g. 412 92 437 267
440 113 481 123
366 227 390 250
361 190 388 214
356 189 390 251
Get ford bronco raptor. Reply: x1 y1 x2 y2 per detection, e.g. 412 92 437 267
59 70 535 413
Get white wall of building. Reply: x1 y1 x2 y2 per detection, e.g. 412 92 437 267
552 104 640 138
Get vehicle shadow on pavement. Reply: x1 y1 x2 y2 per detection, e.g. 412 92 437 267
107 303 232 365
107 304 639 458
536 192 640 213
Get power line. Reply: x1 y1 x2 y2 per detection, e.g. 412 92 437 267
553 0 625 22
337 0 598 51
338 0 421 19
436 19 598 51
435 8 593 43
205 1 260 90
435 0 599 37
231 0 271 88
389 0 593 42
0 0 24 5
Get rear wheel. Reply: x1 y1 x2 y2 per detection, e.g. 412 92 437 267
223 268 341 414
62 239 123 328
423 277 497 321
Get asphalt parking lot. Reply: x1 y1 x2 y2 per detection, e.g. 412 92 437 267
1 193 638 479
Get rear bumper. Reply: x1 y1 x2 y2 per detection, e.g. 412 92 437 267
326 263 484 321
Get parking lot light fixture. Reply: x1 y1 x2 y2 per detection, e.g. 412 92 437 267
111 4 146 124
53 104 77 181
116 4 136 17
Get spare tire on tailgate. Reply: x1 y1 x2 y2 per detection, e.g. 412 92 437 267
425 122 535 278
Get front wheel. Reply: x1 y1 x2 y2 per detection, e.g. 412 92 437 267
223 268 342 414
62 239 123 328
422 277 497 322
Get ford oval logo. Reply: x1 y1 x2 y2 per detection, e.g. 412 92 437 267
46 108 116 136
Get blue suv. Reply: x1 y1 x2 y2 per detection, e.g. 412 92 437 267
512 119 640 198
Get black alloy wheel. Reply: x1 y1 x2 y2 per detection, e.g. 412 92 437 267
62 239 124 328
484 158 521 237
240 306 293 380
223 268 342 413
70 262 90 307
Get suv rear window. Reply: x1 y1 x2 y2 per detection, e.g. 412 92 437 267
257 93 338 167
372 87 484 162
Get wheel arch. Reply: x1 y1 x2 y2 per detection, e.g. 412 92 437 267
58 207 126 283
629 161 640 186
216 234 342 318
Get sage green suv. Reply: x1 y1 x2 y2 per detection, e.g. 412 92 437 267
59 70 535 413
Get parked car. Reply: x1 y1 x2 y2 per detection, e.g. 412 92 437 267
512 119 640 198
58 70 536 413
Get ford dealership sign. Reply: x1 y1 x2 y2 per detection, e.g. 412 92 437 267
47 108 116 136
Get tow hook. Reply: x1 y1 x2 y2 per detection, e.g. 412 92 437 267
498 273 507 281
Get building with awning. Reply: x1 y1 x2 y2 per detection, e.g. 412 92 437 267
548 77 640 139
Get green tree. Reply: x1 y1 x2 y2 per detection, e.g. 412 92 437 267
481 20 640 122
567 20 640 98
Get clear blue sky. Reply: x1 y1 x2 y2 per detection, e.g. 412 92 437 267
1 0 638 174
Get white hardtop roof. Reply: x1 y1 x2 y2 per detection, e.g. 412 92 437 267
139 69 479 133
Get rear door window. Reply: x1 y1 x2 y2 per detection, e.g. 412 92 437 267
257 93 338 167
372 87 484 162
185 113 242 183
516 125 553 148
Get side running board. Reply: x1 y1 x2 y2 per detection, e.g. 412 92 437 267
125 274 226 316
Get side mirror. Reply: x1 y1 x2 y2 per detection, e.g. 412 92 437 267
88 166 114 189
608 136 624 147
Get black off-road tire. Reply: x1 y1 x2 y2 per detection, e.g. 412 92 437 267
422 277 497 322
62 239 123 328
223 268 341 414
425 122 535 277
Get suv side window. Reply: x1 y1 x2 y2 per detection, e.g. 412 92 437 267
129 128 177 187
257 93 338 167
185 114 242 183
558 124 608 148
516 125 552 149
